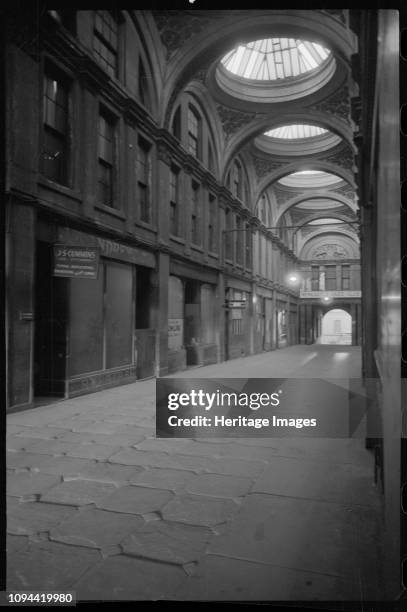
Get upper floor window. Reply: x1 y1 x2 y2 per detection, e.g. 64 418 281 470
341 265 350 290
231 160 242 199
138 58 151 110
98 109 116 207
171 106 181 141
48 10 76 33
236 216 243 264
208 194 217 253
325 265 337 290
311 265 319 290
245 223 252 268
93 11 118 78
137 137 152 224
188 106 200 158
42 69 70 185
208 141 215 174
169 166 180 236
191 180 201 245
225 208 233 260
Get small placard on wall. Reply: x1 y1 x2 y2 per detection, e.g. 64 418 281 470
53 245 100 279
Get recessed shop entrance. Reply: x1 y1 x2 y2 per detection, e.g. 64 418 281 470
34 241 68 397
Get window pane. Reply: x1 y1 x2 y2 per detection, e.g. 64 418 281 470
98 161 113 206
42 128 67 184
69 274 104 376
105 262 133 368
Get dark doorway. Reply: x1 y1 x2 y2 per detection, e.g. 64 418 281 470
134 266 155 379
34 242 68 397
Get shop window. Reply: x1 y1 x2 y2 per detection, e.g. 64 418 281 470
105 262 133 368
201 284 216 344
136 266 151 328
311 265 319 290
171 106 181 141
169 165 180 236
191 180 201 245
98 109 116 207
42 68 70 185
325 265 337 291
341 265 350 290
188 105 200 158
69 274 104 376
168 276 184 350
93 10 119 78
208 194 217 253
137 137 152 223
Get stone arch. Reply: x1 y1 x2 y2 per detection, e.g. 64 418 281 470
273 193 357 225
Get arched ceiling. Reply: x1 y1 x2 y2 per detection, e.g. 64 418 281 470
150 9 359 261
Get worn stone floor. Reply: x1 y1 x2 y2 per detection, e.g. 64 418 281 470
6 345 384 603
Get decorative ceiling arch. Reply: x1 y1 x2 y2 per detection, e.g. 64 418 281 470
298 230 360 260
159 10 355 126
291 212 358 237
255 160 356 203
221 110 355 171
272 193 357 224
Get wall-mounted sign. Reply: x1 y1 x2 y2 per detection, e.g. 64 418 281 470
226 300 247 309
300 290 361 299
53 245 99 279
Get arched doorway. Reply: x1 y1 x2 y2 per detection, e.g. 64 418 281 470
319 308 352 345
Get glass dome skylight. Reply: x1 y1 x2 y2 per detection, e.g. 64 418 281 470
278 171 344 188
265 124 329 139
221 39 331 81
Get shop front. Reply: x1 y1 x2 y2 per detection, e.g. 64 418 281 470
34 221 156 399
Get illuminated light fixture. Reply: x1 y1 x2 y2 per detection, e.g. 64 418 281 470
287 274 300 284
322 295 333 304
221 39 331 81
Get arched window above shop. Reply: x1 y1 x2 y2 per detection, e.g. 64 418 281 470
138 58 152 110
171 105 181 141
187 105 201 159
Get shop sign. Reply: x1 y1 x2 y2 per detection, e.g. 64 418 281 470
226 300 247 309
53 245 99 279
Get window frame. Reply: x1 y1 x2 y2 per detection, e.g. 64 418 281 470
136 135 152 225
97 107 117 208
41 65 71 186
93 10 119 79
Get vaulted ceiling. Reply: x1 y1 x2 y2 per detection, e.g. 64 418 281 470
150 9 360 261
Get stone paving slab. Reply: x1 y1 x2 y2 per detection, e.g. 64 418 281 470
251 455 380 506
40 480 118 507
161 495 239 527
7 472 62 499
97 486 173 515
71 554 186 600
64 443 121 461
108 448 265 478
7 452 93 475
6 535 29 555
130 468 195 491
121 520 211 565
185 473 253 499
21 439 79 456
49 508 144 549
172 554 365 601
13 426 69 439
7 541 100 592
7 498 78 536
62 461 144 485
57 431 147 447
207 493 381 581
